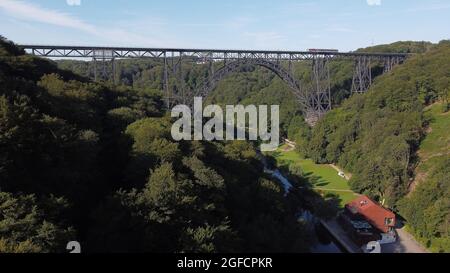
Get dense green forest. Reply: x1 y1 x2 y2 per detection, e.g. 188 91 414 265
0 36 314 253
2 36 449 253
57 40 449 252
290 41 450 252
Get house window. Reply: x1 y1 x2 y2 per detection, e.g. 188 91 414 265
385 218 394 226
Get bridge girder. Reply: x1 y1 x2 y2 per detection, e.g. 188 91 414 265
20 45 409 125
20 45 409 61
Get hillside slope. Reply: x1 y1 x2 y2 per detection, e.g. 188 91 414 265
409 103 450 192
1 36 312 253
294 40 450 252
355 41 434 54
399 103 450 252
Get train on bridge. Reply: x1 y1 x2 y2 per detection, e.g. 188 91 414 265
308 49 339 53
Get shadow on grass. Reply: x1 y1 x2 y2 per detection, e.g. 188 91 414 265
277 165 343 220
266 151 347 219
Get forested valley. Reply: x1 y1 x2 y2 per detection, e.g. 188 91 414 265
1 36 449 253
0 36 314 253
291 41 449 252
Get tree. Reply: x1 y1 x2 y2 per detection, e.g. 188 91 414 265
0 192 75 253
399 158 450 252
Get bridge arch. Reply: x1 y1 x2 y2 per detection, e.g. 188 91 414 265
195 59 308 108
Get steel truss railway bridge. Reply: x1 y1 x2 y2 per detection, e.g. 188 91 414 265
20 45 410 124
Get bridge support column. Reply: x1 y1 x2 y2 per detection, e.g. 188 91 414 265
91 57 115 84
383 56 401 74
306 57 331 126
177 55 186 105
111 58 116 85
163 53 171 109
351 56 372 94
163 53 185 109
93 58 97 81
208 54 215 97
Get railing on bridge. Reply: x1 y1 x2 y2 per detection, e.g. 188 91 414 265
19 44 410 125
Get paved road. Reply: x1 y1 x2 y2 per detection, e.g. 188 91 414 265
321 219 362 253
382 228 429 253
323 218 429 253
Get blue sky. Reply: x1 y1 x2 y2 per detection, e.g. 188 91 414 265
0 0 449 51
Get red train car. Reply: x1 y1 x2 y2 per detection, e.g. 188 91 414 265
308 48 339 53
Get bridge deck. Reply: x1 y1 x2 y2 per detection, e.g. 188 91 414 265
17 44 409 114
18 44 410 60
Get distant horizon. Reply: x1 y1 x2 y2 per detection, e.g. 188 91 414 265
1 0 449 52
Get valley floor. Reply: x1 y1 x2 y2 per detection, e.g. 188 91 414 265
272 143 430 253
272 145 358 207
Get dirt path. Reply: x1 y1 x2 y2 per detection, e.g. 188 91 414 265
329 164 351 181
281 139 296 152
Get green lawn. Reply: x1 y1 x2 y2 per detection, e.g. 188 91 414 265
271 146 358 206
418 103 450 172
420 103 450 155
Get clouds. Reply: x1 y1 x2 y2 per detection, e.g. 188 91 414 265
0 0 164 46
367 0 381 6
66 0 81 6
0 0 93 33
1 0 449 51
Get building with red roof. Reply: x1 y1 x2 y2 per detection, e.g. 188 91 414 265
345 196 396 234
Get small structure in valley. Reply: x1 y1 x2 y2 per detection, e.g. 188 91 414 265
338 195 397 246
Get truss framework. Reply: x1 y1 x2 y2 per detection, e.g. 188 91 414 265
310 57 331 114
20 45 409 123
383 55 403 73
351 56 372 94
22 45 408 61
91 58 116 83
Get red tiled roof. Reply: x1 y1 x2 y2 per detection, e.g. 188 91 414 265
345 195 396 233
